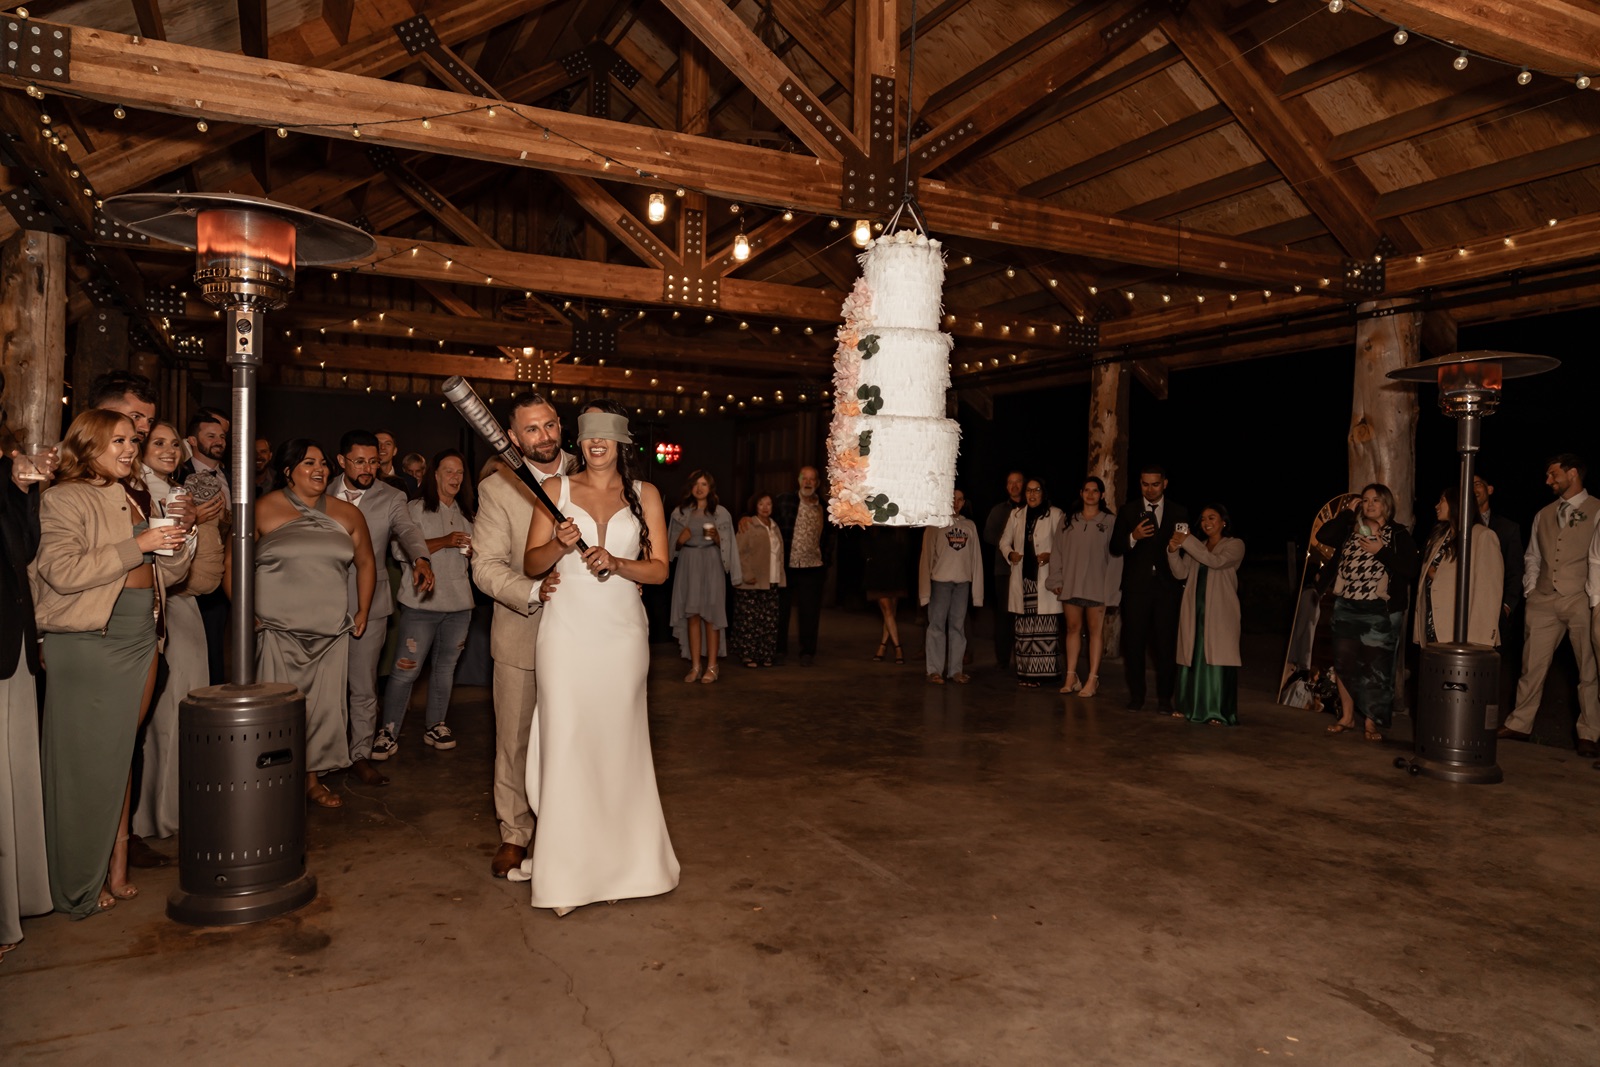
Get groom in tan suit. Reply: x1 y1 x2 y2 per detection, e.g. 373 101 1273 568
471 394 575 877
1500 454 1600 757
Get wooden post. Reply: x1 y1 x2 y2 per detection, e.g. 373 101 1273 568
72 308 129 417
0 231 68 448
1087 359 1130 509
1350 300 1420 528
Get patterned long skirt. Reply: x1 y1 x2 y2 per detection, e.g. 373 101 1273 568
1013 580 1062 681
1330 596 1404 728
732 588 780 665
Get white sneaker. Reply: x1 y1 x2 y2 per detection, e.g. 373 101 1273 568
423 722 456 750
370 727 398 761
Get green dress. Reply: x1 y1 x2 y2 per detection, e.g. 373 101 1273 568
1173 568 1239 725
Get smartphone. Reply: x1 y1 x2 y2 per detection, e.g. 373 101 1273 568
1174 522 1189 535
1358 523 1372 538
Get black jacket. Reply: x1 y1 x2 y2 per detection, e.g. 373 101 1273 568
1110 497 1190 599
0 457 41 678
1483 511 1524 615
1315 509 1419 607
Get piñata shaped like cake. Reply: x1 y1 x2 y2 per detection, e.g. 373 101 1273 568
827 230 960 528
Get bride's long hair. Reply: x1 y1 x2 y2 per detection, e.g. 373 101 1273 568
574 398 651 559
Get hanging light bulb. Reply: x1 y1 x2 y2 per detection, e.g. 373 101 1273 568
1518 68 1533 86
113 106 127 119
648 192 666 223
1327 0 1343 11
852 219 871 247
1453 51 1470 71
1392 27 1408 45
1578 75 1593 90
733 232 750 261
781 209 794 221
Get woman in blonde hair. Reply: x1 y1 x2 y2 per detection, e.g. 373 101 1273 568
31 410 193 916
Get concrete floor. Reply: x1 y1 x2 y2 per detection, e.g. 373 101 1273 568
5 609 1598 1066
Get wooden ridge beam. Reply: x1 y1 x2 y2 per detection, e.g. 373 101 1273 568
1373 134 1600 220
1362 0 1600 75
1164 4 1382 256
658 0 858 160
907 0 1158 177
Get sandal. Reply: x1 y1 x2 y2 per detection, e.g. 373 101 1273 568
893 643 904 665
1060 672 1081 694
742 658 759 669
96 888 118 912
701 665 719 684
1018 680 1040 689
1078 674 1099 698
1364 728 1384 742
684 665 702 683
873 641 887 662
1325 721 1358 735
306 781 344 808
106 836 137 899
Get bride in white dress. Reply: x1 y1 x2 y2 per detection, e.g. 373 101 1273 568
514 404 677 915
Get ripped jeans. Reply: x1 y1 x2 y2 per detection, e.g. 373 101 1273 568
381 606 473 734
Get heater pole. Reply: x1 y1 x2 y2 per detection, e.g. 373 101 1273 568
227 307 261 687
1452 414 1480 645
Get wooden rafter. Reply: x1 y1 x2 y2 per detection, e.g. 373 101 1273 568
1326 80 1573 161
1362 0 1600 75
14 22 1354 289
238 0 268 59
1021 105 1233 199
1373 135 1600 220
854 0 898 148
916 4 1097 118
1163 4 1383 257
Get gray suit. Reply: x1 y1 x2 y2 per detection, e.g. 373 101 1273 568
329 474 430 761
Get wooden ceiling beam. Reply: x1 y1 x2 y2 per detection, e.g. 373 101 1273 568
1276 34 1396 99
28 21 1354 289
1386 211 1600 290
1021 105 1233 199
1164 5 1384 257
855 0 898 147
322 0 355 46
901 0 979 47
238 0 269 59
908 0 1157 177
1361 0 1600 75
131 0 166 40
768 0 854 89
555 175 681 268
916 3 1098 118
1121 161 1281 221
658 0 859 160
1374 134 1600 219
1326 79 1573 161
712 213 811 276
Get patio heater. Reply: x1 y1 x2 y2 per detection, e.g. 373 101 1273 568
1387 351 1557 784
102 193 375 923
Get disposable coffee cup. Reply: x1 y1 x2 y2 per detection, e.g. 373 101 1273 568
702 522 716 537
149 516 180 556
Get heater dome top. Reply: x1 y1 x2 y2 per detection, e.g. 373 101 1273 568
101 192 376 267
1387 350 1559 384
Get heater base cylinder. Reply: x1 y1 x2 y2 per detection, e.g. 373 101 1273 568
167 682 318 926
1404 643 1503 785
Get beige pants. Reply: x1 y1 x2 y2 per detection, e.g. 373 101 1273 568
492 661 538 847
1504 591 1600 741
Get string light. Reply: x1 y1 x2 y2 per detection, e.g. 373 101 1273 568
113 106 126 119
1518 69 1533 86
1453 51 1469 71
647 192 666 223
195 120 208 132
1327 0 1344 11
1392 27 1407 45
1579 76 1593 90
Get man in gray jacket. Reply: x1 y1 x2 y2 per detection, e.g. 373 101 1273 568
471 394 574 878
330 429 432 784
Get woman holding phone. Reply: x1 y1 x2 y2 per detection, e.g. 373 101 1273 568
1167 505 1246 725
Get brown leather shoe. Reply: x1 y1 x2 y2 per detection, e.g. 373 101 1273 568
1496 725 1532 741
492 843 527 878
349 758 390 786
1577 738 1600 759
126 833 171 869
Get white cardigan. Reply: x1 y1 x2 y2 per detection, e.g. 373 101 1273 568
1000 506 1064 615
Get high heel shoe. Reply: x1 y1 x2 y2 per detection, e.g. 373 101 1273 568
1078 674 1100 698
106 837 138 899
553 906 576 917
873 641 887 661
684 664 702 683
1060 672 1081 694
893 643 904 665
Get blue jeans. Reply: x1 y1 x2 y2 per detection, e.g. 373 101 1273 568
925 580 971 677
381 606 472 734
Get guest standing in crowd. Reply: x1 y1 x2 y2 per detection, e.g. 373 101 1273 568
1473 471 1524 628
1168 505 1246 726
669 470 740 683
132 422 223 843
919 489 983 685
254 437 275 499
85 371 156 443
1317 484 1417 742
771 466 833 667
244 440 375 809
32 411 192 915
331 430 432 776
177 407 231 688
1001 478 1064 687
1049 476 1122 698
381 451 475 754
1500 454 1599 755
864 525 910 664
1414 487 1503 648
732 492 785 669
1 375 49 955
400 452 427 500
984 471 1025 670
1112 465 1189 712
516 403 676 915
472 393 575 878
374 430 406 493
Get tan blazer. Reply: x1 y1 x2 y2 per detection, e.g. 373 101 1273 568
30 479 194 646
1413 525 1502 646
735 519 786 590
1167 537 1244 668
470 458 573 671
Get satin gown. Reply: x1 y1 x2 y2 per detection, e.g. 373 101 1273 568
255 490 354 776
512 478 680 909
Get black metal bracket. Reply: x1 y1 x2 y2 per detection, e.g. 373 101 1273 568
0 17 70 84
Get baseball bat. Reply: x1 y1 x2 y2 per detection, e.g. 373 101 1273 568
440 376 608 579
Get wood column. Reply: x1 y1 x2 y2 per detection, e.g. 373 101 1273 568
1087 359 1130 509
1350 300 1421 528
72 308 129 417
0 231 67 448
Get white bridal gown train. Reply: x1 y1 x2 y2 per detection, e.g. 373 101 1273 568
509 477 680 909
